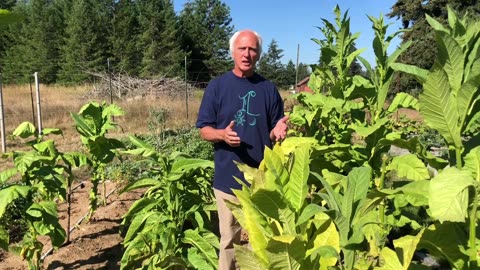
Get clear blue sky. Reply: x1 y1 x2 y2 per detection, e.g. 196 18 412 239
174 0 402 65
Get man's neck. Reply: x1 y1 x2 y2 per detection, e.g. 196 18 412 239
232 69 254 78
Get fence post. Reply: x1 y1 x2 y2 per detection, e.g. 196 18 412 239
0 73 6 153
34 72 43 134
29 77 36 126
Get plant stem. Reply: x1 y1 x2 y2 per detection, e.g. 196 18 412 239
66 175 72 244
378 154 388 226
456 147 463 169
469 188 478 269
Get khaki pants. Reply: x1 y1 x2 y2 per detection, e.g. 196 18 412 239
214 188 241 270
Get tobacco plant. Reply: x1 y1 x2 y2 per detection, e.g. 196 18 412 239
119 136 218 269
71 101 125 220
392 6 480 268
228 143 341 269
0 122 66 270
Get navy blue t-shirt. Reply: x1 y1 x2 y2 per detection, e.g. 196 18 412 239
196 71 284 195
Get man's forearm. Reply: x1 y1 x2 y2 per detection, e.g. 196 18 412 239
200 126 224 143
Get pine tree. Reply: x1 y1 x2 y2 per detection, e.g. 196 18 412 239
110 0 142 76
58 0 112 83
137 0 184 78
179 0 234 83
257 39 286 88
297 63 311 82
0 0 17 60
284 60 297 88
1 0 64 83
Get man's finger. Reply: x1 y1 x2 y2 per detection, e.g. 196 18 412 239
227 120 235 129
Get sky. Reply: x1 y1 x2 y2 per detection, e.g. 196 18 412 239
173 0 402 65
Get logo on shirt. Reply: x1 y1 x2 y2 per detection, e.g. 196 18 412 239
235 90 260 126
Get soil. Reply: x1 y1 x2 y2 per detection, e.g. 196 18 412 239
0 181 143 270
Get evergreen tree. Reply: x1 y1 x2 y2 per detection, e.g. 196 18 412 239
297 63 311 82
179 0 234 83
284 60 296 88
58 0 111 83
1 0 64 83
388 0 480 94
137 0 184 78
110 0 142 76
0 0 17 58
257 39 286 88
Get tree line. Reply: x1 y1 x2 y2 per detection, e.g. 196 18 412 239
1 0 478 92
0 0 309 89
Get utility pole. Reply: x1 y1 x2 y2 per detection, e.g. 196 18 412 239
295 44 300 92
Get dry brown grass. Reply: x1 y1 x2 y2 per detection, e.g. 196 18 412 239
1 84 201 155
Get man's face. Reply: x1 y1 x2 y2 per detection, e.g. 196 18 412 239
232 31 259 75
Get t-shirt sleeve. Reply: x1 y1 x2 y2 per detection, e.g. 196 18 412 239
196 82 217 129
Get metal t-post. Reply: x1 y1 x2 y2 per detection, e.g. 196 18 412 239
34 72 42 134
0 73 6 153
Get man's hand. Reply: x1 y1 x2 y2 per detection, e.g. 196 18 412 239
270 115 289 142
223 121 241 147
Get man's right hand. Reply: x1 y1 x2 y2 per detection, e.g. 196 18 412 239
223 121 241 147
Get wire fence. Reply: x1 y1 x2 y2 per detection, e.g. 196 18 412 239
0 59 214 153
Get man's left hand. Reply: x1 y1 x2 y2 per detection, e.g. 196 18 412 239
270 115 289 142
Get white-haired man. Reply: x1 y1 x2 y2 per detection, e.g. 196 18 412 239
196 29 288 270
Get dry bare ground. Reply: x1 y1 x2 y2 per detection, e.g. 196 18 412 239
0 181 143 270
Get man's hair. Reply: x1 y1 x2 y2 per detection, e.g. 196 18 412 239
229 30 263 57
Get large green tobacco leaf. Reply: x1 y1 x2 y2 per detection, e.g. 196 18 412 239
27 201 66 247
235 245 266 270
122 211 159 245
420 67 462 148
342 167 371 224
62 152 89 168
418 222 468 270
387 92 419 113
121 197 159 222
280 137 318 156
434 31 464 93
0 185 30 217
390 63 428 84
170 158 213 174
266 236 304 270
12 122 37 139
122 136 157 157
457 72 480 125
233 189 269 264
376 230 425 270
70 113 95 138
284 144 309 212
263 147 288 189
0 168 18 184
463 146 480 180
429 167 475 222
388 154 430 181
399 180 429 207
182 229 218 269
307 215 340 269
251 190 295 234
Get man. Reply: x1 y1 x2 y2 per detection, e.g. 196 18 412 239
196 29 288 270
